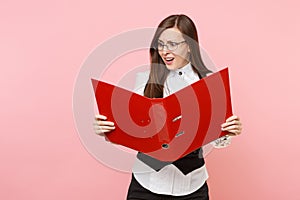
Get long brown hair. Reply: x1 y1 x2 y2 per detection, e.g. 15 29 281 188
144 14 212 98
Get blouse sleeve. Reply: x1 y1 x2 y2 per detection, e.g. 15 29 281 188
211 135 232 148
133 71 150 95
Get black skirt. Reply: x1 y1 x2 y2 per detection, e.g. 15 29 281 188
126 173 209 200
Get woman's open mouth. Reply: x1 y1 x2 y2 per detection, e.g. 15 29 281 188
164 57 175 65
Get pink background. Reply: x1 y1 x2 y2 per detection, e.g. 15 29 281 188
1 0 300 199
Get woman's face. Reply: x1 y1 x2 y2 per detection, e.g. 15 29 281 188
158 28 190 70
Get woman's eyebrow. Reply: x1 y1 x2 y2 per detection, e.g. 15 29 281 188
157 39 180 43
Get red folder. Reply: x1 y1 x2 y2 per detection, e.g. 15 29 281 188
92 68 232 161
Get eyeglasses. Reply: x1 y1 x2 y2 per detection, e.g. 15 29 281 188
157 40 186 51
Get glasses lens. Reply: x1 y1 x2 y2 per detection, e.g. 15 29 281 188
167 42 178 51
157 42 164 50
157 41 183 51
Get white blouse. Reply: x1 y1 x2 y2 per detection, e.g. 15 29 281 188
132 62 231 196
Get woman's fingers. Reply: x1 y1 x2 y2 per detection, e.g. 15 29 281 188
93 121 115 132
94 129 105 135
94 125 116 131
94 125 115 135
222 124 242 135
94 120 115 126
93 114 115 135
95 128 112 134
221 120 241 128
94 114 114 127
221 115 242 136
222 124 240 131
225 115 240 122
95 114 107 120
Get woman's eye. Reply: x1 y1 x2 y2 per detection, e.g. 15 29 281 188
157 43 163 48
169 42 177 47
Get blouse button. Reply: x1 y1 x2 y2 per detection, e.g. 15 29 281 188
178 71 183 75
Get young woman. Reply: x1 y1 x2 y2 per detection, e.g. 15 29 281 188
94 14 242 200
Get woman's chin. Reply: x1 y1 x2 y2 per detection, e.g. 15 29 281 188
165 63 178 70
163 60 189 70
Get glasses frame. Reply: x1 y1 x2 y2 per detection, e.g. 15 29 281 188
157 40 186 51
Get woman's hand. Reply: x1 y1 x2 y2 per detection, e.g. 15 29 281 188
93 114 115 137
221 115 242 136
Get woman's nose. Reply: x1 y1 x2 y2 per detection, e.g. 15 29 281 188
161 46 171 54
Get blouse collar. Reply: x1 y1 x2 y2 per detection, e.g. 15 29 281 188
169 62 194 77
